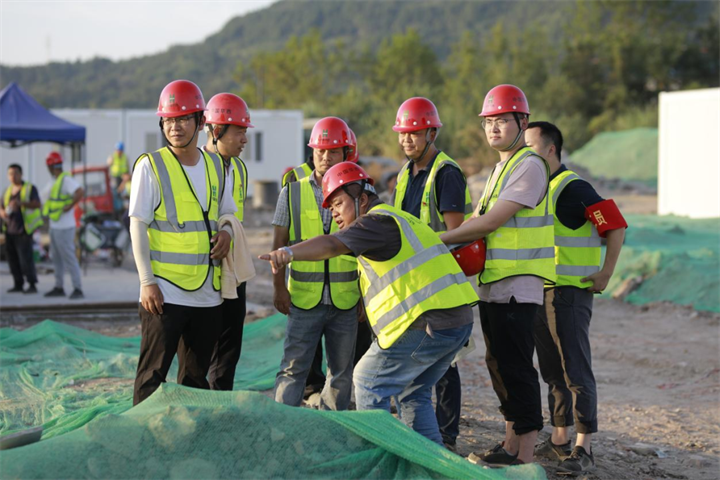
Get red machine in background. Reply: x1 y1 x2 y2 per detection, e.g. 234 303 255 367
70 165 128 267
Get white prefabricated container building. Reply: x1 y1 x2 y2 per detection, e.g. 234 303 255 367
658 88 720 218
0 108 304 199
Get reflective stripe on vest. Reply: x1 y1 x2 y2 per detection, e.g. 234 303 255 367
358 204 478 349
3 182 43 234
230 157 247 222
42 172 74 221
282 163 313 187
110 152 129 177
287 177 359 310
478 147 557 285
394 152 472 234
549 170 602 288
146 147 223 291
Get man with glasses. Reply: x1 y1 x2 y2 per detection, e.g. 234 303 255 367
441 85 555 466
129 79 237 405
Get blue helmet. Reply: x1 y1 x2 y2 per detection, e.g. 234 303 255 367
116 141 124 151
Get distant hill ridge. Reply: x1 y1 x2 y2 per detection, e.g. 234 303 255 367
1 0 569 108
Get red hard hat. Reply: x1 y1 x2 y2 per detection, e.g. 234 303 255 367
308 117 352 150
393 97 443 132
322 162 375 208
479 84 530 117
156 80 205 118
347 128 359 163
205 93 254 128
450 239 486 277
46 151 63 166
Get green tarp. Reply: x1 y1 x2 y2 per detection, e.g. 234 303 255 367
570 128 658 187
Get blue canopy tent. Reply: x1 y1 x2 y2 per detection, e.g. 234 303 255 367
0 82 85 148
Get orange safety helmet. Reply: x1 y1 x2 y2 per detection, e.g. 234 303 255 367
156 80 205 118
450 239 486 277
322 162 374 208
479 84 530 117
393 97 443 132
46 151 63 166
308 117 353 150
347 128 359 163
204 93 254 128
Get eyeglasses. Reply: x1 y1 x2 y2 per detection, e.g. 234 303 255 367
481 118 513 129
162 115 194 127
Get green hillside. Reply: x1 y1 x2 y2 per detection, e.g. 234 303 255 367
570 128 659 187
0 1 583 108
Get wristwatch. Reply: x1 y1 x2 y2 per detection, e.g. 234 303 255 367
280 246 294 261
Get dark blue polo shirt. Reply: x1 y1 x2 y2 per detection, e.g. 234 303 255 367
552 164 604 230
399 151 467 218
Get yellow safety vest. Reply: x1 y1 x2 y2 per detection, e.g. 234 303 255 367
358 204 479 349
229 156 248 222
477 147 556 285
42 172 74 222
287 177 360 310
110 152 129 178
282 163 313 187
3 182 43 234
549 170 602 289
394 152 473 234
144 147 224 291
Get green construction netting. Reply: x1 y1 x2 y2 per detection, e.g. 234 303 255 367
570 128 658 187
0 314 287 440
0 384 545 480
601 214 720 312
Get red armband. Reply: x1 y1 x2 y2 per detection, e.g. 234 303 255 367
585 199 627 237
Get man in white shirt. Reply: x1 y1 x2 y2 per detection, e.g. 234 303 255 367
129 80 235 405
42 152 84 299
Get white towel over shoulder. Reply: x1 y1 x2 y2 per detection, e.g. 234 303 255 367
218 214 256 299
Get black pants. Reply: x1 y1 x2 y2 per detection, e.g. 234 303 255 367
208 283 247 391
479 300 543 435
6 233 37 288
534 287 598 434
435 364 461 444
133 302 223 405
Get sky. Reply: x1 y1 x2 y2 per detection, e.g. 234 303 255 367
0 0 277 67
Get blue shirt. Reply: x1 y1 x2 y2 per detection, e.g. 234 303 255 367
551 164 604 230
399 151 467 219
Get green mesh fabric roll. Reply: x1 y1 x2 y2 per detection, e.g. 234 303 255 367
0 384 545 479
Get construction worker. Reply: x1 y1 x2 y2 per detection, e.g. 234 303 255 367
440 85 555 466
270 117 360 411
42 151 84 299
107 141 129 190
260 162 478 444
201 92 252 391
1 164 42 294
391 96 473 450
129 80 236 405
526 121 627 474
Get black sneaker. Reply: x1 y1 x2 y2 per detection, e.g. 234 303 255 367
69 289 84 300
535 437 572 460
7 286 24 293
443 439 457 454
23 284 38 294
468 442 518 466
557 446 595 475
44 287 65 297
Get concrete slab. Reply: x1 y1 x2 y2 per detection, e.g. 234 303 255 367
0 260 140 311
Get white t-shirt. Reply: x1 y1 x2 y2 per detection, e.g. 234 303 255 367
129 149 236 308
43 173 81 230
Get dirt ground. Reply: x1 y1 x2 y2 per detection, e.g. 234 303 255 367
7 219 719 480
